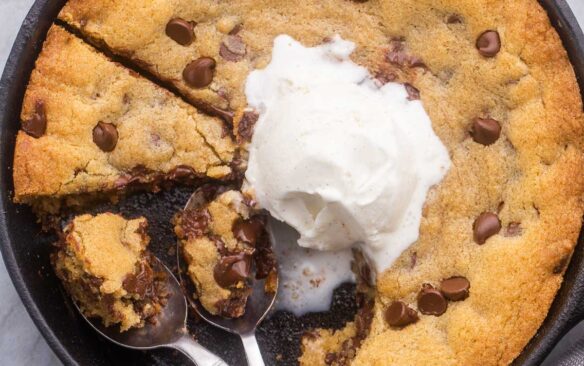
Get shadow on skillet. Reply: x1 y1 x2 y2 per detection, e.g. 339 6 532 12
0 0 583 365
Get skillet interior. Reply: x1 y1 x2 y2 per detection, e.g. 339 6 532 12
0 0 583 365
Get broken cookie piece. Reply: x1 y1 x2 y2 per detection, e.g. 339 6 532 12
52 213 168 332
174 188 276 318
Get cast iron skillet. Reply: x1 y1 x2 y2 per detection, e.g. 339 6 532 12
1 1 583 365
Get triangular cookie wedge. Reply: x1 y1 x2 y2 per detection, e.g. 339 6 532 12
14 26 235 213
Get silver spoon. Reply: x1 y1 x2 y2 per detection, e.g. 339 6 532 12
73 257 228 366
178 191 279 366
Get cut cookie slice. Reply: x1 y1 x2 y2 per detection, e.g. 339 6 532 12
173 188 276 318
58 0 388 132
13 25 235 213
52 213 168 332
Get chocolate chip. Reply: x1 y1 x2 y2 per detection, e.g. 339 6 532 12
409 57 426 68
471 118 501 146
209 105 235 128
233 217 264 246
122 262 153 297
238 111 259 142
440 277 470 301
473 212 501 244
405 83 420 100
22 100 47 138
180 209 211 238
113 166 155 190
92 122 119 152
476 30 501 57
229 24 243 36
376 70 397 84
505 222 522 237
183 57 216 88
168 165 196 180
213 252 252 288
417 284 447 316
220 35 246 62
385 301 418 327
166 18 195 46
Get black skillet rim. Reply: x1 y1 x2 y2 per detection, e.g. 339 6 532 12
1 0 583 365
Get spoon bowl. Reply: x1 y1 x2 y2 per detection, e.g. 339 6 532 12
73 257 227 366
179 267 277 336
177 189 279 366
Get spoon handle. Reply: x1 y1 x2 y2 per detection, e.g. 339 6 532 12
172 334 229 366
240 332 265 366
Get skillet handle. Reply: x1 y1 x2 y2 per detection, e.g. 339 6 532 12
171 334 229 366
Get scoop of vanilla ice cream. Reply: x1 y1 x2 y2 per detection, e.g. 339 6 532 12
245 35 450 272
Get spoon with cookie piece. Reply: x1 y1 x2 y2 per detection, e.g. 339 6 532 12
174 186 279 366
73 256 228 366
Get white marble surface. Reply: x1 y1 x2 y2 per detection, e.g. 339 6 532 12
0 1 583 365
